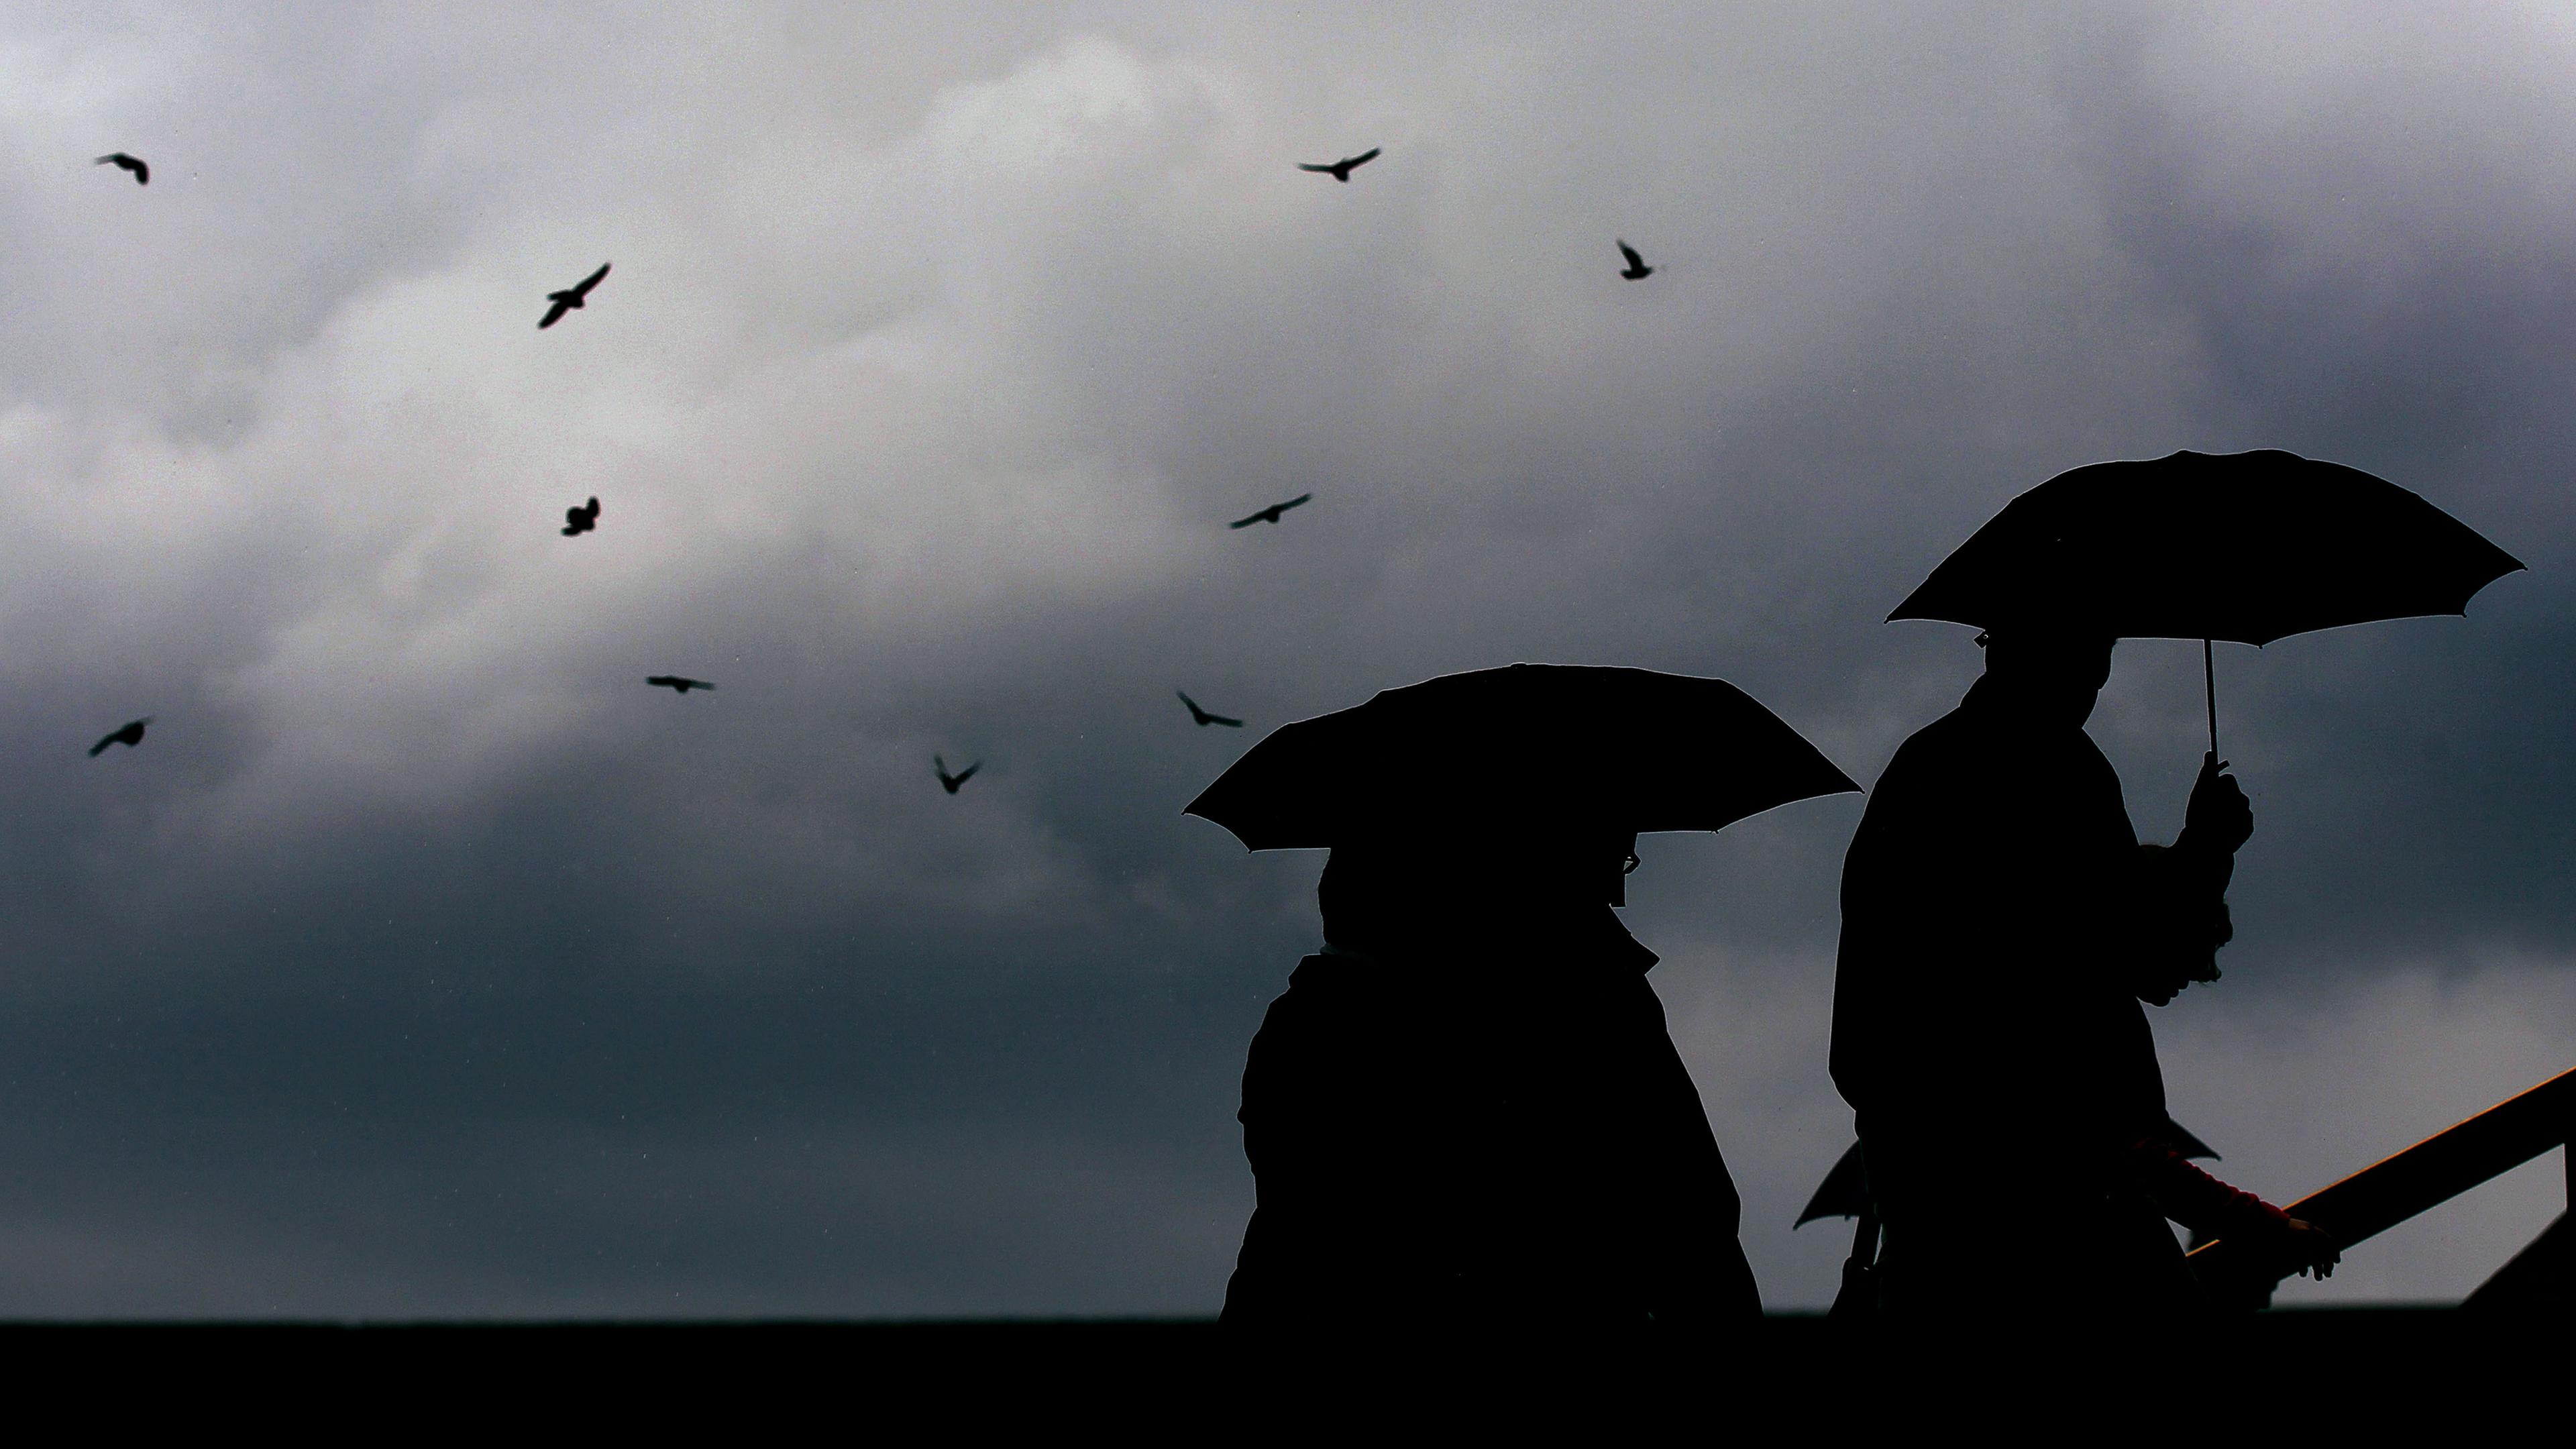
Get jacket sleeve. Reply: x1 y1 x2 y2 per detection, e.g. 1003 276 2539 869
2125 1136 2293 1239
2118 842 2236 985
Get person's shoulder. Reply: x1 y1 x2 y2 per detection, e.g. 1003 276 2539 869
1875 705 1990 790
1281 951 1432 1006
1247 956 1342 1055
1285 952 1339 987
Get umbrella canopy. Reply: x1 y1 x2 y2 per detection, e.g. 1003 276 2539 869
1889 449 2523 646
1791 1118 2220 1226
1183 663 1859 851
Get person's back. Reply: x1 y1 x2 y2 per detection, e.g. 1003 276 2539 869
1223 841 1760 1329
1830 629 2220 1314
1833 678 2155 1175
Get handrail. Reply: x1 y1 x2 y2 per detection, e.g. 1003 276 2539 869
2187 1065 2576 1297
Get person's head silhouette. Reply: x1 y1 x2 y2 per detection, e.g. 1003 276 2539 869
1975 620 2116 727
1317 826 1642 960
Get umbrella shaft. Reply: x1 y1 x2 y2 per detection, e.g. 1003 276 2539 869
2204 638 2217 756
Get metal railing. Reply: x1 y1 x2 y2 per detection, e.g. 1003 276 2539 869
2186 1065 2575 1308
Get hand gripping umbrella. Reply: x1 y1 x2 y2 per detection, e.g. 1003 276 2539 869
1888 450 2524 753
1183 663 1859 850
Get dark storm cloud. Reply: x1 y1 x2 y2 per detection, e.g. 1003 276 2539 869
0 3 2567 1314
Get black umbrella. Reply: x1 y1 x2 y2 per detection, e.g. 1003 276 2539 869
1889 450 2524 752
1183 663 1858 850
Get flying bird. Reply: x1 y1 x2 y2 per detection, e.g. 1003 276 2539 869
94 153 148 185
934 754 982 794
647 676 714 694
1297 148 1381 183
1177 691 1243 729
1616 239 1654 280
89 718 152 756
1228 493 1312 529
561 496 600 536
539 262 611 329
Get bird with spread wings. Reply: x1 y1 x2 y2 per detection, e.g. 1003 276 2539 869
95 153 148 185
89 718 152 756
1177 692 1243 728
934 755 982 794
1297 148 1380 182
647 676 714 694
539 262 612 329
1229 494 1311 529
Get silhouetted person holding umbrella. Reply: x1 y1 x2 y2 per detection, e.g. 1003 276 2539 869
1837 449 2522 1315
1188 663 1858 1330
1831 621 2336 1316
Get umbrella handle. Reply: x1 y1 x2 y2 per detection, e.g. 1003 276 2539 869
2204 638 2218 757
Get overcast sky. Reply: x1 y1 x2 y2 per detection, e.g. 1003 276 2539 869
1 1 2570 1316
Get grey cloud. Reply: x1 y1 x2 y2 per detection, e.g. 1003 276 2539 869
0 3 2565 1315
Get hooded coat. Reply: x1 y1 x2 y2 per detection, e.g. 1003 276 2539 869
1222 858 1760 1329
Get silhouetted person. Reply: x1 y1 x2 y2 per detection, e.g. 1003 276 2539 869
539 262 610 329
1223 830 1761 1329
1831 623 2335 1316
934 754 980 794
1297 148 1379 182
95 153 148 185
1228 494 1311 529
1616 239 1654 280
561 496 600 536
1177 691 1242 728
89 718 151 756
646 675 714 694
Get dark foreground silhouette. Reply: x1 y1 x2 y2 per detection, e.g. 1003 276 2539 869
0 1314 2520 1426
561 496 600 536
95 152 148 184
646 675 714 694
1832 624 2337 1315
933 754 979 794
1193 663 1856 1328
88 717 151 756
1616 239 1654 280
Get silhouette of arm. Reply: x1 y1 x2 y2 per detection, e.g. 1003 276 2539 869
2125 1138 2290 1239
2124 841 2236 988
2124 1136 2335 1277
